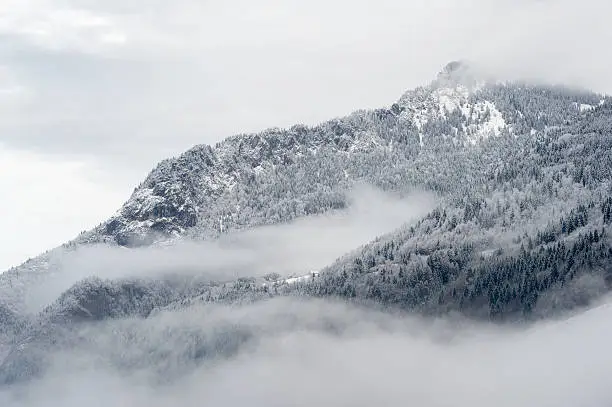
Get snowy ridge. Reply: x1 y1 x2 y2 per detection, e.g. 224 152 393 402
2 61 607 310
277 271 320 286
397 63 507 146
462 100 506 144
574 102 595 112
95 62 516 247
97 63 513 248
8 62 598 255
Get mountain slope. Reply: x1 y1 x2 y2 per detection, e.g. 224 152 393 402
1 62 610 318
77 62 605 246
2 62 612 387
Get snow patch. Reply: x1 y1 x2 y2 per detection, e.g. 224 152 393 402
574 102 594 112
399 83 506 145
265 271 320 287
436 84 470 116
348 130 384 153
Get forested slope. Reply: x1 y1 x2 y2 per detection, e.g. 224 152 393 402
2 63 612 385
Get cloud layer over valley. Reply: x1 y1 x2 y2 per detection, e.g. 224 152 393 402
15 186 436 313
2 296 612 407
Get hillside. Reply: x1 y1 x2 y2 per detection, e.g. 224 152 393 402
1 62 612 385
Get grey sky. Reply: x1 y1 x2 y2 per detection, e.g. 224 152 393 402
1 0 611 269
2 0 610 169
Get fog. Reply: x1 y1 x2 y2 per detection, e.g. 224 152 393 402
1 184 610 405
2 297 612 407
21 185 436 313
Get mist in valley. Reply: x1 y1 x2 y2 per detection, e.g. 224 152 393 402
1 185 611 406
2 296 612 407
19 185 435 313
1 0 611 404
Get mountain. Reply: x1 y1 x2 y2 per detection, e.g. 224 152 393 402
2 61 612 387
1 63 612 384
52 62 601 246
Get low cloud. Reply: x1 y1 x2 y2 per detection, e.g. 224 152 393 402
1 186 610 406
2 296 612 406
21 185 436 313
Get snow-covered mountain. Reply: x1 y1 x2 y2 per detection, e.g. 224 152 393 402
49 62 600 248
1 61 610 318
2 61 612 389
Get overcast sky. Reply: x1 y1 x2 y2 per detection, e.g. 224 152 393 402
1 0 611 270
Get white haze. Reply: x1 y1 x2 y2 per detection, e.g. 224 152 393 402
3 184 610 406
2 297 612 407
22 185 436 313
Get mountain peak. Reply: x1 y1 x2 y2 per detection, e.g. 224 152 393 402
438 60 467 77
434 60 480 89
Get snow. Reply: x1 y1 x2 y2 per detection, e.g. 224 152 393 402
574 102 595 112
283 275 312 285
398 81 506 146
253 164 266 175
267 271 320 287
348 130 384 153
202 172 237 192
573 102 595 112
436 84 470 116
128 188 163 214
465 100 506 143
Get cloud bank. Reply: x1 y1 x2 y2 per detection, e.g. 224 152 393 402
2 296 612 407
18 186 435 313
